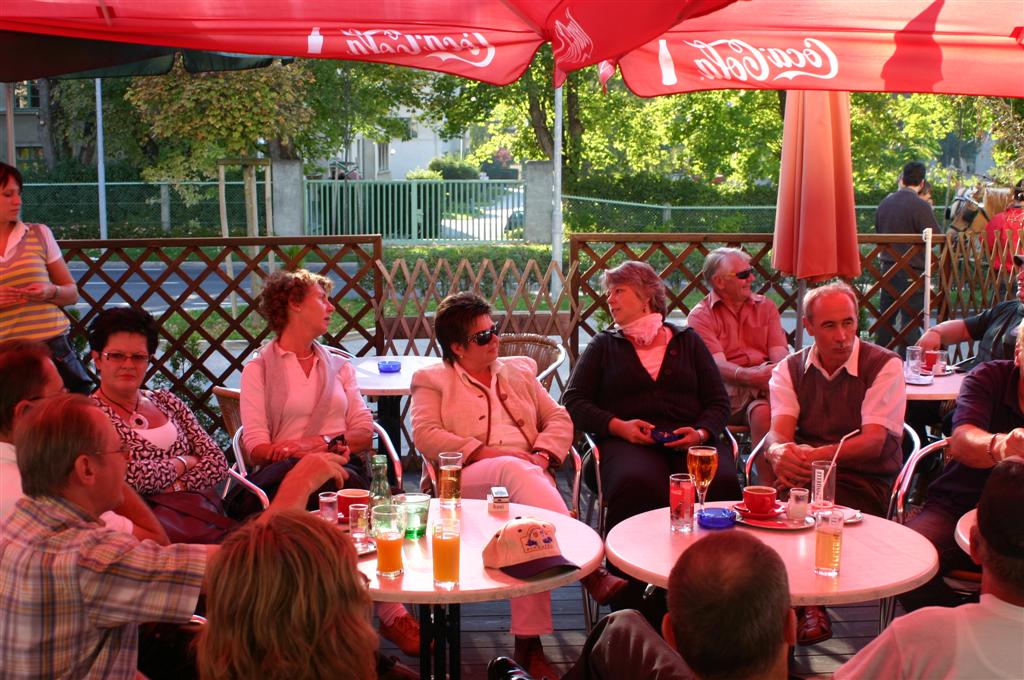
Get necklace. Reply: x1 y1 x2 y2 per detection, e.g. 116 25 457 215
100 388 150 429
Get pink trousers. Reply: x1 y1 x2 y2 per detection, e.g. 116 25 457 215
463 456 569 636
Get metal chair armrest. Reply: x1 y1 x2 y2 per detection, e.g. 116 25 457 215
372 421 403 485
226 468 270 510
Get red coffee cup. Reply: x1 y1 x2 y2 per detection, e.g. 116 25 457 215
922 350 939 371
742 485 778 514
337 488 370 517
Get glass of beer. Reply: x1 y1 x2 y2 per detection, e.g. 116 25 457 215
438 452 463 509
371 505 406 578
814 509 844 576
431 517 461 590
687 446 718 513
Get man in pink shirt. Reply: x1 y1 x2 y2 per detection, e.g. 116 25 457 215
689 248 789 447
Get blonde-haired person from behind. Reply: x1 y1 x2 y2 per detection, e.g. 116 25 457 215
196 510 379 680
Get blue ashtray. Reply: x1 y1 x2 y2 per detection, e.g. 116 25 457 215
696 507 737 530
377 360 401 374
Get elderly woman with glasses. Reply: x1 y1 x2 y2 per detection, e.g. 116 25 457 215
564 261 738 533
411 291 625 679
87 307 228 497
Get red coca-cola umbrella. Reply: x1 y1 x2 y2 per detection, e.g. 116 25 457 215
0 0 736 84
772 90 859 282
610 0 1024 98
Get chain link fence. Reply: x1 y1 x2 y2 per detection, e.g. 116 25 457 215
22 181 267 239
563 195 946 234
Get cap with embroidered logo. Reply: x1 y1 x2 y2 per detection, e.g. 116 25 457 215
482 516 579 578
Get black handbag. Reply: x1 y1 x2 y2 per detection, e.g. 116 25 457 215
146 488 238 544
45 333 93 395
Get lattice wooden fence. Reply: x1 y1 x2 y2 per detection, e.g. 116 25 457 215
61 236 382 444
568 232 992 361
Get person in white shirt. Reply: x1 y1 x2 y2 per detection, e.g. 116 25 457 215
836 456 1024 680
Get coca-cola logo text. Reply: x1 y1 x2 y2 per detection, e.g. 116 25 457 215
680 38 838 83
335 29 495 68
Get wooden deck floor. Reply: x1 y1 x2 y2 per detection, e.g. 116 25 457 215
380 471 892 678
380 586 890 678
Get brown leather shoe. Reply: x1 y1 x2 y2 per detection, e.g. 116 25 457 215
580 567 628 606
514 636 560 680
796 605 833 646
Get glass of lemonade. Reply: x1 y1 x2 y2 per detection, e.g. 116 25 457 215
687 446 718 513
431 517 461 590
814 509 844 576
438 452 463 509
371 505 406 578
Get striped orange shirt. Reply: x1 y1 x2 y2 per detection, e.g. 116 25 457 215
0 223 69 342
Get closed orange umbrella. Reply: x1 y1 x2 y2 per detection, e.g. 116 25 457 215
772 89 860 283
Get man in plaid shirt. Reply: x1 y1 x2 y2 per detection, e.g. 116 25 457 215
0 393 348 679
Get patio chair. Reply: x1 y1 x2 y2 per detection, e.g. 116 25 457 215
212 385 242 437
497 333 566 391
576 428 740 632
878 437 980 628
744 423 921 488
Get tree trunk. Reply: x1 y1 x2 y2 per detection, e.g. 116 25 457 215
267 137 300 160
565 72 585 183
523 68 554 159
35 79 58 171
777 90 787 122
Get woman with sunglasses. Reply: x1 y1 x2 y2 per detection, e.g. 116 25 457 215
87 307 228 498
563 261 737 603
411 291 625 679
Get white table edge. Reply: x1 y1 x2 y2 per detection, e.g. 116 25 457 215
361 499 605 604
605 506 939 606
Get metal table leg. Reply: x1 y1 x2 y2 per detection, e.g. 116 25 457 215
417 603 461 680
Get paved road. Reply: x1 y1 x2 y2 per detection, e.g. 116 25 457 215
67 260 367 313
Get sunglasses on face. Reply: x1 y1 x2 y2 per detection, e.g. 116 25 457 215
728 268 754 280
466 322 500 346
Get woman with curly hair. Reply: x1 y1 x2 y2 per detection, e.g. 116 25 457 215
196 510 378 680
240 268 420 655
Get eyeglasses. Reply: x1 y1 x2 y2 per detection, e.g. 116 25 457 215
728 268 754 280
466 322 500 346
101 351 151 365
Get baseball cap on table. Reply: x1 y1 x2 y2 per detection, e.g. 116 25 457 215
483 516 579 578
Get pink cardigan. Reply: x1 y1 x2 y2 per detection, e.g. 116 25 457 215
410 356 573 465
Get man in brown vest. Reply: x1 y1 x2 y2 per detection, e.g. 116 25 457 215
764 281 905 516
763 281 906 646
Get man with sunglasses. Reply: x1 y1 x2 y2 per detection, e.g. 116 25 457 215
689 248 789 448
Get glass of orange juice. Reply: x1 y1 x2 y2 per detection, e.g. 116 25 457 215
432 517 460 590
371 505 406 578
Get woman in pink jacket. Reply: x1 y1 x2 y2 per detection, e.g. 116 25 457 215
411 292 624 679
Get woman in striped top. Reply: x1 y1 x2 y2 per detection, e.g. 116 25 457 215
0 162 90 393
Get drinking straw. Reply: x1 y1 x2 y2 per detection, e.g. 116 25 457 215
823 428 860 489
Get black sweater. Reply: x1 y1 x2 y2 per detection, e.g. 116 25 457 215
562 323 730 439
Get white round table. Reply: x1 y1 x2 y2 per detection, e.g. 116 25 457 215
956 508 977 553
905 372 965 401
359 498 603 680
352 355 441 397
605 501 938 606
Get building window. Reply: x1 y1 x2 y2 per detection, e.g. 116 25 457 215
15 81 40 110
377 142 390 173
